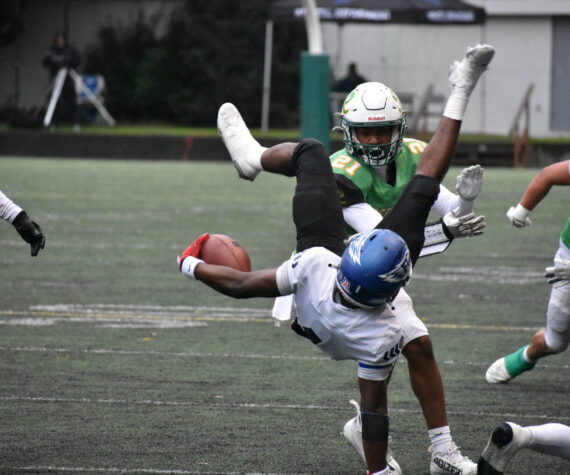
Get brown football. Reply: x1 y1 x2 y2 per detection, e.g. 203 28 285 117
199 234 251 272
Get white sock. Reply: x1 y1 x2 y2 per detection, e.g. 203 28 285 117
429 426 452 453
522 346 536 363
249 143 264 172
528 423 570 460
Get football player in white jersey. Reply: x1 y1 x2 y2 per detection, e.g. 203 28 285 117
0 189 45 256
178 44 494 475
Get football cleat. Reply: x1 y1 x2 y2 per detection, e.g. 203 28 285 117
217 102 266 181
486 346 536 384
478 422 532 474
485 357 512 384
430 442 477 475
448 44 495 98
342 400 402 474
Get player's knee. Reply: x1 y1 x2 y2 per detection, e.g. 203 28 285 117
545 329 569 354
402 335 435 362
292 139 328 173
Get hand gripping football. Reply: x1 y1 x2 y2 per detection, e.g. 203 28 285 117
199 234 251 272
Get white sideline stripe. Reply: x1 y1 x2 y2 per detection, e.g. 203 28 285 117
11 466 298 475
29 304 270 314
0 346 328 361
0 310 273 324
2 346 569 371
426 322 542 332
0 306 545 331
414 266 545 284
2 396 569 422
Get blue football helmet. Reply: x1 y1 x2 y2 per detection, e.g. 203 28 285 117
336 229 412 308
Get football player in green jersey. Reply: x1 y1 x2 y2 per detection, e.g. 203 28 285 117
317 81 486 475
218 44 494 475
486 160 570 384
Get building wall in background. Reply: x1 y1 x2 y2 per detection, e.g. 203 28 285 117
1 0 568 137
0 0 179 113
324 16 562 137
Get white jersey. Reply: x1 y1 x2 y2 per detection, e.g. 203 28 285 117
0 190 22 224
276 247 403 372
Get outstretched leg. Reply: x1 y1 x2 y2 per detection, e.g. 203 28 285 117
217 102 298 179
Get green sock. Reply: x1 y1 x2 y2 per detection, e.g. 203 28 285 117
504 345 536 377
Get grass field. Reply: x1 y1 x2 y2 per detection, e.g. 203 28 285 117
1 156 569 474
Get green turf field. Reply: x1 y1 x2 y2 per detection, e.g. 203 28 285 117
1 156 569 474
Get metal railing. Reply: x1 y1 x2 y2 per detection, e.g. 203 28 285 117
509 83 534 167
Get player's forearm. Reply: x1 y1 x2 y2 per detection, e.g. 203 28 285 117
519 181 551 211
195 265 280 299
343 203 382 232
520 163 570 210
415 118 461 182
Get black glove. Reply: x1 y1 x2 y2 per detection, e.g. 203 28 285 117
12 211 46 257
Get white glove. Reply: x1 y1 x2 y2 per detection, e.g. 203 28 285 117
506 203 532 228
457 165 484 200
443 207 486 238
545 259 570 284
456 165 484 216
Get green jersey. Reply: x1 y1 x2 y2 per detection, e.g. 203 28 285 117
330 138 427 216
562 217 570 249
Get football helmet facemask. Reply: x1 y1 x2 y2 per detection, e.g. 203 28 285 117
336 229 412 308
338 82 407 167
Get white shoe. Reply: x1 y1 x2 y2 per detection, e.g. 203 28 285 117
341 400 402 474
485 357 513 384
448 44 495 97
217 102 266 181
430 442 477 475
478 422 532 474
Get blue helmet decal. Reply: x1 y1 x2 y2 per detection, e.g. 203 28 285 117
379 247 411 283
347 232 369 265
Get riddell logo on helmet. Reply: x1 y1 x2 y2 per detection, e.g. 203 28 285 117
367 116 385 121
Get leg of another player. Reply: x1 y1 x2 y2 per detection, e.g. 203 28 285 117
404 337 477 474
403 336 447 429
218 102 300 180
260 142 298 176
525 329 553 360
359 377 390 474
526 423 570 459
486 282 570 384
478 421 570 474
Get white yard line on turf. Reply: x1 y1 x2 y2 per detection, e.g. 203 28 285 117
1 346 569 371
1 395 569 422
0 303 547 330
10 466 300 475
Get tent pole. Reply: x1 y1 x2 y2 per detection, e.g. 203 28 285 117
261 19 273 131
302 0 323 53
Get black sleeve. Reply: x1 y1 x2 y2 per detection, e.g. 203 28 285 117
376 175 440 265
334 174 365 208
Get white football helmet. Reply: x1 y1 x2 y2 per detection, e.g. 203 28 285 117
338 82 407 167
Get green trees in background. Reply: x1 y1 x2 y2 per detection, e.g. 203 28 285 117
84 0 306 128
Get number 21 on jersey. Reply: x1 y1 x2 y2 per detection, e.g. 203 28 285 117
331 155 362 176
